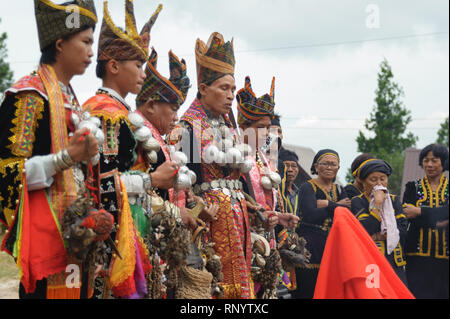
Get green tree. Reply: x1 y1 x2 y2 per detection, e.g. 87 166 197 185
354 59 418 195
0 18 14 96
436 117 449 147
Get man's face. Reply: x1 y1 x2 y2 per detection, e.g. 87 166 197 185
199 75 236 117
284 160 299 183
140 100 179 135
58 27 94 76
115 60 146 95
269 124 283 141
152 101 179 135
247 116 272 149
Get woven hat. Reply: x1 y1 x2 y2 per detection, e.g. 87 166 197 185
136 48 191 106
195 32 235 86
34 0 97 51
97 0 162 62
237 76 275 126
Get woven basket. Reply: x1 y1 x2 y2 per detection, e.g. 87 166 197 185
175 266 213 299
175 220 213 299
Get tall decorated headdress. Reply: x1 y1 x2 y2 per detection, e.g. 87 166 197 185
236 76 276 126
195 32 235 86
136 49 191 106
97 0 162 62
34 0 98 51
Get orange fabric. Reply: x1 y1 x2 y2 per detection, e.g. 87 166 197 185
19 188 67 294
83 94 129 117
313 207 414 299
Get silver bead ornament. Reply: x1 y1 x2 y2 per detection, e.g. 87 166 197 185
216 151 227 167
134 126 152 142
176 173 192 190
222 138 234 151
178 165 190 175
187 170 197 185
239 158 253 174
142 137 161 152
203 144 220 164
79 120 99 135
225 147 243 166
173 151 188 166
88 116 101 128
269 172 282 185
261 176 273 190
128 112 145 129
71 113 80 128
94 129 105 145
91 153 100 166
81 111 91 121
148 150 158 164
236 144 253 157
168 145 176 154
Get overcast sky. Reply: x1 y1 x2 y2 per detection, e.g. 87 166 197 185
0 0 448 181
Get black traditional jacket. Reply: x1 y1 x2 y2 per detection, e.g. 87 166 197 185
297 180 348 267
402 175 449 260
351 193 408 268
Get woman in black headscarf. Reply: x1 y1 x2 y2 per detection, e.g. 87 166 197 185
350 159 408 285
402 144 449 299
345 153 376 199
295 149 350 298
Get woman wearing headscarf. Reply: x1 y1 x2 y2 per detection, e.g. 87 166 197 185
351 159 408 285
402 144 449 299
345 153 376 199
295 149 350 298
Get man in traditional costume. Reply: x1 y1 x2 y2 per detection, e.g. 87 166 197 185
126 47 206 298
82 0 163 299
0 0 101 299
236 76 300 298
168 32 256 299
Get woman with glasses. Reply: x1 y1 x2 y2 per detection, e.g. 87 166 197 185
295 149 350 298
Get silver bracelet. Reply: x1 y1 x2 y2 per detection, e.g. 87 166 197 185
61 149 76 167
52 150 73 172
142 173 152 191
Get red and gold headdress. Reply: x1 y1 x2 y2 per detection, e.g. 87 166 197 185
97 0 162 62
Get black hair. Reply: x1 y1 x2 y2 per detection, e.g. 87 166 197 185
419 144 449 170
39 24 93 65
351 153 376 175
271 113 281 127
96 60 108 79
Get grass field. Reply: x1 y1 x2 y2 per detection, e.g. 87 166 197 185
0 233 20 299
0 234 19 279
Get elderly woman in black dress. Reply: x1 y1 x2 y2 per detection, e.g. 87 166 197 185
402 144 449 299
351 159 408 285
295 149 350 298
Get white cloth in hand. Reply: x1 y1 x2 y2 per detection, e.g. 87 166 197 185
370 185 400 255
